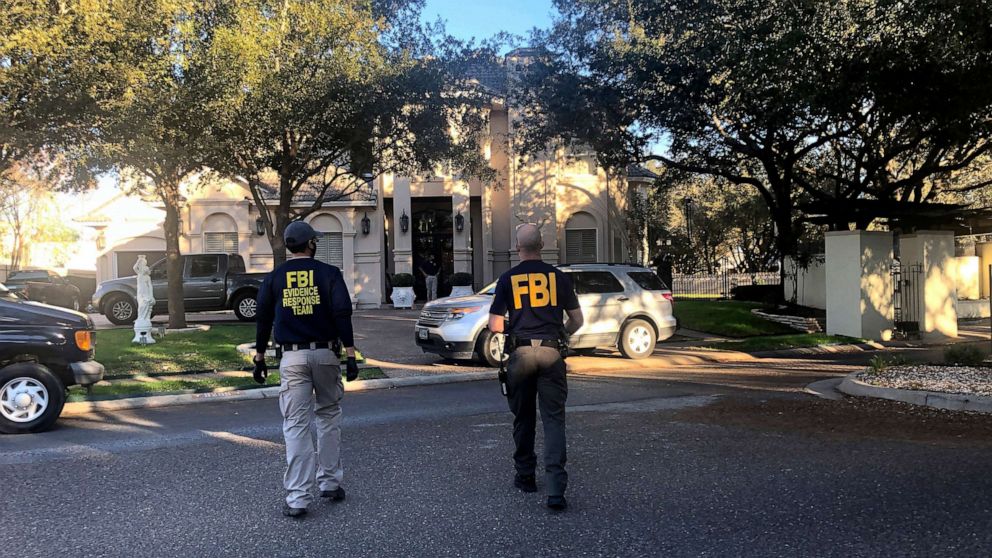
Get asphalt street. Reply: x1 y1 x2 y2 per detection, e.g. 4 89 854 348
3 370 992 557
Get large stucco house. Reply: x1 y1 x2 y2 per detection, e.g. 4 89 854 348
76 49 657 308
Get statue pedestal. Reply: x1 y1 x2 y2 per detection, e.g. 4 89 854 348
132 319 156 344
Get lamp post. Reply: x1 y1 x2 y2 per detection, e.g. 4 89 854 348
683 197 694 240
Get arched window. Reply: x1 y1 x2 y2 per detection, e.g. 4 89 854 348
203 213 239 254
309 214 344 268
565 212 598 263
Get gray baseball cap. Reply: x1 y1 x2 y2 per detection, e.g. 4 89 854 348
284 221 323 246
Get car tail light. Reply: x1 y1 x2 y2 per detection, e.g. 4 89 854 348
662 292 675 305
75 330 93 351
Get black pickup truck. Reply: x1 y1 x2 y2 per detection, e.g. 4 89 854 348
91 254 266 325
0 283 104 434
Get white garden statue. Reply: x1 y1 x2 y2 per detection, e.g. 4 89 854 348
131 255 156 344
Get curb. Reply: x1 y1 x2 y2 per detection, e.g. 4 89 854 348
62 371 494 417
837 372 992 414
750 342 884 358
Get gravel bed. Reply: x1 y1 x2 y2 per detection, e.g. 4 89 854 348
859 365 992 397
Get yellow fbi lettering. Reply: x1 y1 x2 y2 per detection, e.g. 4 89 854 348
510 273 557 310
282 270 320 315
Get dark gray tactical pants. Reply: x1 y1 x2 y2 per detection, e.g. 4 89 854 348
506 344 568 496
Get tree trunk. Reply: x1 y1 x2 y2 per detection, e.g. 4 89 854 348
271 211 291 267
162 184 187 329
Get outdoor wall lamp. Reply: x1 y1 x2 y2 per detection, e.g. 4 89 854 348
455 211 464 232
255 217 265 236
400 210 409 233
361 212 371 235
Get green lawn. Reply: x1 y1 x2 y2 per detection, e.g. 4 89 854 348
67 367 387 401
706 333 865 353
673 300 796 338
96 325 364 376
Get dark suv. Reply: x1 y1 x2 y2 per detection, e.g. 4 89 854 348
0 283 105 434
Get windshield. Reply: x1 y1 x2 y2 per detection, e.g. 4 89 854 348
0 283 17 300
477 281 497 295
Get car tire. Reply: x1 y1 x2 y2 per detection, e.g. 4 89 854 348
619 318 656 360
104 294 137 325
232 291 258 322
476 329 508 368
0 363 67 435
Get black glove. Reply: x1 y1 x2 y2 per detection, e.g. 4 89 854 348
345 357 359 382
253 356 268 385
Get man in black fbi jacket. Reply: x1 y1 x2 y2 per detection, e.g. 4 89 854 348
254 221 360 518
488 223 584 511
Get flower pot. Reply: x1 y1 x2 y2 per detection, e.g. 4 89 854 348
390 286 415 309
449 285 474 297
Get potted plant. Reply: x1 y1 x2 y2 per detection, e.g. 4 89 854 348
449 272 474 297
390 273 415 308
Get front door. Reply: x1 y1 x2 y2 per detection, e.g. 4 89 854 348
411 198 454 300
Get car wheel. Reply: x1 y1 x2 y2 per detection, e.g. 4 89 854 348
0 363 67 435
104 294 137 325
233 292 258 322
476 329 508 368
619 319 656 360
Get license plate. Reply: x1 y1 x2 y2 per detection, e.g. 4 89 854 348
417 328 429 340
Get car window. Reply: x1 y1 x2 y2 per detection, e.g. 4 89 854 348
0 283 15 299
229 256 246 274
150 262 168 280
568 271 624 294
188 256 220 278
628 271 668 291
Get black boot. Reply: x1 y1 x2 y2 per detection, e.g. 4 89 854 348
514 474 537 493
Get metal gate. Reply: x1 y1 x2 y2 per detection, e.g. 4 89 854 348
892 262 922 333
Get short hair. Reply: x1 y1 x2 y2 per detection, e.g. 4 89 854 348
516 223 543 252
287 241 309 254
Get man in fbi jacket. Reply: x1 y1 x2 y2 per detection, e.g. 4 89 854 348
254 221 360 518
488 223 584 511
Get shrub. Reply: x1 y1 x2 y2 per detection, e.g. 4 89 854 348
450 272 472 286
730 284 780 304
391 273 414 288
866 354 909 374
943 345 985 366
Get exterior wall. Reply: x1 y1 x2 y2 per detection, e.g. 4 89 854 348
825 231 894 341
955 256 980 301
784 256 827 310
901 231 958 340
978 242 992 298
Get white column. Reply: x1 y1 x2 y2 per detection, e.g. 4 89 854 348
452 184 472 274
825 231 894 341
900 231 958 340
392 177 413 274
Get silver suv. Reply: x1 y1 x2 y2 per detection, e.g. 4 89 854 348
414 264 677 366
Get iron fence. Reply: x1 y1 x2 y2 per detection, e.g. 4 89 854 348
668 272 781 299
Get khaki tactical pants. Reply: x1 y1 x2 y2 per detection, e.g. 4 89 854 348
278 348 344 509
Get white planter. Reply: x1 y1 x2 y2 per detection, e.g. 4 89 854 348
390 286 415 309
450 285 474 297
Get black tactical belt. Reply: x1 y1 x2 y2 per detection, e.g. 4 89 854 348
280 341 339 352
512 338 559 350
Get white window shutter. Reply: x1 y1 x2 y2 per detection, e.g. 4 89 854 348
566 229 597 263
205 232 239 254
315 232 344 268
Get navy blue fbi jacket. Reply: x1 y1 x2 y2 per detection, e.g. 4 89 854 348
490 260 580 340
255 257 355 351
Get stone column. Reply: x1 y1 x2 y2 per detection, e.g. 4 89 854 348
825 230 894 341
900 230 958 340
392 177 413 274
452 182 472 274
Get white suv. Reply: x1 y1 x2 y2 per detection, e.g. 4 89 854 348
414 264 677 366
